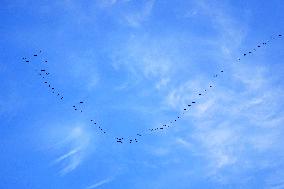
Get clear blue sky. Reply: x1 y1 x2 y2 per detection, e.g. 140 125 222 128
1 0 284 188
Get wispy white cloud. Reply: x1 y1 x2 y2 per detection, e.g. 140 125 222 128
135 0 284 185
40 0 283 184
54 147 80 163
85 177 113 189
49 126 93 176
168 66 284 183
194 0 247 47
109 34 178 92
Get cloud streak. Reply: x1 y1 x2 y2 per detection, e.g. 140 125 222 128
85 177 113 189
50 125 93 176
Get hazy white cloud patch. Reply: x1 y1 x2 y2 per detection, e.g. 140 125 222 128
138 1 284 184
196 0 247 45
97 0 118 8
109 34 183 90
49 125 93 176
97 0 155 27
170 64 284 182
192 126 240 169
124 0 155 27
155 77 170 90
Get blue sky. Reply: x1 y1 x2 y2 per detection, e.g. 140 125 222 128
1 0 284 188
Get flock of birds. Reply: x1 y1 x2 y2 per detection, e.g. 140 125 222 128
22 34 282 144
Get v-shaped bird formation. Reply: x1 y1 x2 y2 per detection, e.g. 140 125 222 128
22 34 282 144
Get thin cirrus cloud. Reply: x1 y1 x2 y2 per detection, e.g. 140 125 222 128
128 1 284 185
169 65 284 182
50 125 93 176
1 0 284 189
85 177 113 189
45 1 284 184
7 0 282 188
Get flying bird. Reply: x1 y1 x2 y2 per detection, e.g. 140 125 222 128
22 34 282 144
